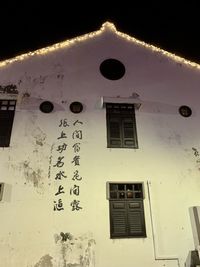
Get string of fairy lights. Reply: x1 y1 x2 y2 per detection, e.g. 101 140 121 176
0 21 200 69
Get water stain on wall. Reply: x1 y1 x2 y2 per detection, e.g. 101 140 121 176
31 127 46 147
168 132 182 145
21 91 31 101
22 160 43 188
34 254 53 267
20 73 48 88
33 232 95 267
33 75 47 85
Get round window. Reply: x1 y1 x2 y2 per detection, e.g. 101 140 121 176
179 105 192 117
40 101 54 113
100 58 125 80
70 102 83 113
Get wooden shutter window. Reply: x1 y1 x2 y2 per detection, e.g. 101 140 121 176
110 200 146 238
122 117 138 148
107 115 122 147
109 183 146 238
110 201 127 237
112 212 127 236
127 201 146 237
106 103 138 148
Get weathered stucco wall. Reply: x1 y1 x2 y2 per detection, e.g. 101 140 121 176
0 24 200 267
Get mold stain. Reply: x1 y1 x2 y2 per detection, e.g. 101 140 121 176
53 232 96 267
24 91 30 97
18 79 22 85
57 74 64 79
34 254 53 267
33 75 47 85
22 160 43 188
21 73 47 87
22 91 31 99
32 127 46 147
191 147 200 172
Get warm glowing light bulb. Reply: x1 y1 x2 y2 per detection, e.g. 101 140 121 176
0 21 200 70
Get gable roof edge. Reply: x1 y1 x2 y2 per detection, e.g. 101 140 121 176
0 25 106 68
0 21 199 71
112 22 200 71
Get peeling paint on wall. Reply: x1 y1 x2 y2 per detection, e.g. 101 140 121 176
32 232 95 267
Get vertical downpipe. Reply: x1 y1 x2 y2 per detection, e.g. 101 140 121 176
147 181 180 267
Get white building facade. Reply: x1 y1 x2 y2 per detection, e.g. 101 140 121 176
0 22 200 267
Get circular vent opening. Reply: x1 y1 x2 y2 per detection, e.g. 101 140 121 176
100 58 125 80
70 102 83 113
179 105 192 117
40 101 54 113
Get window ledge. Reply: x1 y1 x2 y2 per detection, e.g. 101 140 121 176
100 96 142 110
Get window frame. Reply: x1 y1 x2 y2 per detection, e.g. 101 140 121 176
106 103 138 149
0 99 16 147
107 182 146 239
0 183 4 201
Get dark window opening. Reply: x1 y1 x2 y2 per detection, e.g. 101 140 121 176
106 103 138 148
0 100 16 147
108 182 146 238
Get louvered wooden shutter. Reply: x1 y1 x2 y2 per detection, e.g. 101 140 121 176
122 116 138 148
0 110 15 147
110 201 128 237
107 115 122 147
110 200 146 238
127 201 146 237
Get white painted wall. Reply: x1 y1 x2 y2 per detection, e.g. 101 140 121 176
0 23 200 267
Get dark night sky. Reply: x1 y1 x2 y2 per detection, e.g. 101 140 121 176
0 3 199 63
